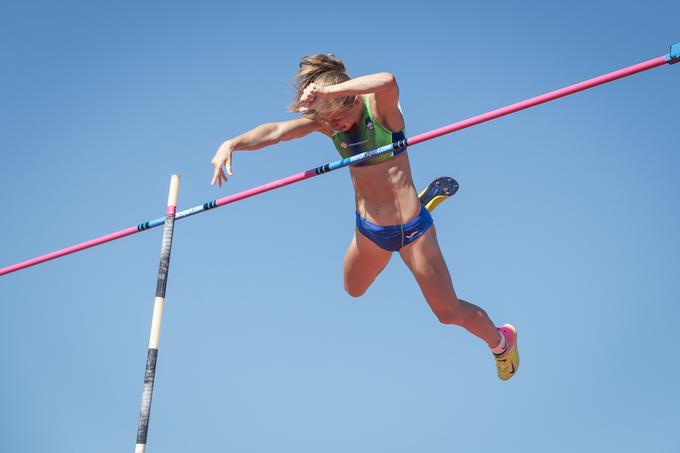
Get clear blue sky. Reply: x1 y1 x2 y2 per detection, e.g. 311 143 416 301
1 1 678 452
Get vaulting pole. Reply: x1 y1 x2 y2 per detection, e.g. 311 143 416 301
1 44 678 277
134 175 180 453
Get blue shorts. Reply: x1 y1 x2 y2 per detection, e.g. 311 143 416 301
355 204 433 252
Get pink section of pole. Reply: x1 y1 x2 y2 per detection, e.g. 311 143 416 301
215 170 315 207
0 227 139 276
408 56 668 146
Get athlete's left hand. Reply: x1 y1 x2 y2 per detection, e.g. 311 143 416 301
210 140 234 188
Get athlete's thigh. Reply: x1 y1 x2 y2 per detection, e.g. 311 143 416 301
343 229 392 295
399 225 459 310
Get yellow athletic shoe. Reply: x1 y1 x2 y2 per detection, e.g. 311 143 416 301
494 324 519 381
418 177 459 212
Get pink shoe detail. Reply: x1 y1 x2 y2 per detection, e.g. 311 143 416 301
497 324 516 351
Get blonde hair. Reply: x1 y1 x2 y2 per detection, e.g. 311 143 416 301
289 54 355 114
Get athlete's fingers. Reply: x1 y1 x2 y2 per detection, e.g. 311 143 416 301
226 155 233 176
211 166 220 186
300 84 317 104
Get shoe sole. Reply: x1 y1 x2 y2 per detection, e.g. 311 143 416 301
418 177 459 212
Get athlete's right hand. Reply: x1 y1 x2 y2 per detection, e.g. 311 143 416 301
298 83 329 112
211 140 234 188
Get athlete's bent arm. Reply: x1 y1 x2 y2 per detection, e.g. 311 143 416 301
299 72 403 131
211 116 321 187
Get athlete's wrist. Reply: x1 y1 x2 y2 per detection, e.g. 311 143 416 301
316 85 333 99
222 138 238 153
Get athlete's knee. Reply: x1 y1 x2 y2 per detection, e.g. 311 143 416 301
432 299 468 325
435 300 485 327
344 277 368 298
345 284 367 298
434 306 464 325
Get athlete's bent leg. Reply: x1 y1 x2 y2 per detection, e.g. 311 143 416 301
343 229 392 297
399 226 501 348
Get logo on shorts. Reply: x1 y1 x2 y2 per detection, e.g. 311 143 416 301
340 142 348 148
404 230 419 240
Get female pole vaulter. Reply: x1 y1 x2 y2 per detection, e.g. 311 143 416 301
210 54 519 380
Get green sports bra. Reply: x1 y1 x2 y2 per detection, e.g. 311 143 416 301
330 95 407 167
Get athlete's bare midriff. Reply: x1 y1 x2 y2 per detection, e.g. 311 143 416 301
350 151 422 226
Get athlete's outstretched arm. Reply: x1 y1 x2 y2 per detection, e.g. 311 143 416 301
211 116 321 187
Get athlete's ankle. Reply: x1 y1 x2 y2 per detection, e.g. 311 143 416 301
491 329 507 355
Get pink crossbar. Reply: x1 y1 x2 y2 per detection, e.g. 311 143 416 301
0 53 673 277
0 227 139 276
408 56 667 146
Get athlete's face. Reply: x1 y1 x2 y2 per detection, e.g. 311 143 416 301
317 97 362 132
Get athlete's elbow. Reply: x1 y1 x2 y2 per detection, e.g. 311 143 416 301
272 122 301 143
262 122 283 145
380 72 397 89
